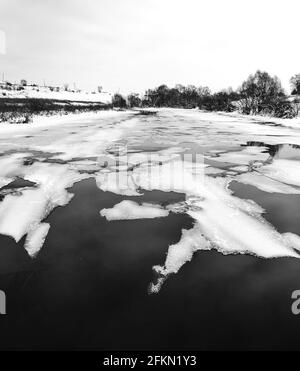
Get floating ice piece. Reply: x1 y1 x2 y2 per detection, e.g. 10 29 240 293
205 167 225 175
0 163 88 256
235 172 300 194
97 157 300 293
96 171 141 196
132 160 205 194
69 160 100 173
212 147 270 165
118 152 181 169
230 165 249 173
144 164 300 292
149 226 210 294
258 159 300 187
159 147 186 155
0 153 30 187
189 203 300 260
151 193 300 293
0 188 50 242
282 233 300 252
24 223 50 257
35 116 139 161
100 200 169 221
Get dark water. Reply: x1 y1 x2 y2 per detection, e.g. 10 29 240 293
1 178 300 350
230 181 300 235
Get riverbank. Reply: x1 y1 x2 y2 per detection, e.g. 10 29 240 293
0 97 114 124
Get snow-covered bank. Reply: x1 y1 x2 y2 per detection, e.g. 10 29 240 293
203 109 300 129
0 109 133 134
0 85 112 104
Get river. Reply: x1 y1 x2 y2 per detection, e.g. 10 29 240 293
0 109 300 350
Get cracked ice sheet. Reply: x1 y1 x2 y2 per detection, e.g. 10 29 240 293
258 159 300 187
100 200 169 221
150 226 211 294
97 160 300 292
0 153 31 188
96 159 300 260
0 111 137 161
235 172 300 194
172 110 300 144
149 176 300 293
210 146 271 165
0 162 89 256
32 117 139 161
25 223 50 257
96 171 141 196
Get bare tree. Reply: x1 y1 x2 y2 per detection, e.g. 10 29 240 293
127 93 141 108
290 74 300 95
239 71 285 115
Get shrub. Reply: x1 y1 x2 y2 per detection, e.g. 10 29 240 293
112 94 127 108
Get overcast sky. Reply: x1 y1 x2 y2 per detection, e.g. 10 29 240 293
0 0 299 94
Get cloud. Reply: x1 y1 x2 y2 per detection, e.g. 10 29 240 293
0 30 5 54
0 0 299 93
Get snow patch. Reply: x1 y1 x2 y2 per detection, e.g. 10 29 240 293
211 147 270 165
0 162 88 256
100 200 169 221
149 226 210 294
235 172 300 194
258 159 300 187
96 172 141 196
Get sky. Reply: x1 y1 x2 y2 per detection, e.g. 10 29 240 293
0 0 299 95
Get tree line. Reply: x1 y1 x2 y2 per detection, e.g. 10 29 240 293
112 71 300 118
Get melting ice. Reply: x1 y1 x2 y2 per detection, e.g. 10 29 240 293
100 200 169 221
1 109 300 292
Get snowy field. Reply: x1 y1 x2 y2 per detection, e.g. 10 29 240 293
1 109 300 289
0 85 112 104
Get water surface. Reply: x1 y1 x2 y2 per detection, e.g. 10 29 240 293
1 110 300 350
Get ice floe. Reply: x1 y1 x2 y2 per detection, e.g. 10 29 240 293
235 172 300 194
210 146 271 165
96 159 300 292
96 171 141 196
35 117 139 161
0 153 30 188
149 225 210 294
96 156 300 293
0 163 89 256
258 159 300 187
149 174 300 292
100 200 169 221
24 223 50 257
